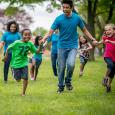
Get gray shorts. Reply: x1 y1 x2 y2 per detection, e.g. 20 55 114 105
80 56 88 65
12 66 28 80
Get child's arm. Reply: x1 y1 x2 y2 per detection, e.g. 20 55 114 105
81 43 92 51
36 44 43 54
0 41 5 51
105 39 115 44
86 42 93 50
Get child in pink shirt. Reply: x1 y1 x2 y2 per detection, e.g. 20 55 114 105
98 23 115 93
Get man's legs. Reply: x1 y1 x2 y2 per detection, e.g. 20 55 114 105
58 49 68 91
65 49 77 89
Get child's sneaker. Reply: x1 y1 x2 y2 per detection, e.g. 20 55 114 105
30 76 35 80
57 88 64 93
79 72 83 77
106 86 111 93
102 77 108 86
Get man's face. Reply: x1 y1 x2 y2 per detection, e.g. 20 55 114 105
62 4 72 16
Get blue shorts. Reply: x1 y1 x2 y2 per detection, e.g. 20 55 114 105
104 57 115 78
79 56 88 65
12 66 28 80
32 57 42 67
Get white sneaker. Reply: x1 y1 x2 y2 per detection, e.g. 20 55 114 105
79 72 83 77
30 77 35 80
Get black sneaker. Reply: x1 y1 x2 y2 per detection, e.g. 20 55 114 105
106 86 111 93
57 88 64 93
102 77 108 86
66 85 73 91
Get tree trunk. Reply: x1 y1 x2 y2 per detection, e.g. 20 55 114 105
87 0 95 61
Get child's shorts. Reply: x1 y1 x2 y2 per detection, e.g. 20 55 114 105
12 66 28 80
80 56 88 65
32 57 42 67
104 57 115 78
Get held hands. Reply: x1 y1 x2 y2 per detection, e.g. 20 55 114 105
92 40 99 46
39 38 45 45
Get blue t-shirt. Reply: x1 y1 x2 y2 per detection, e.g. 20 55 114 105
47 33 59 54
51 13 85 48
33 45 42 61
1 31 21 53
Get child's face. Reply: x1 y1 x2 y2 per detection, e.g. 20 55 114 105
79 36 86 43
38 37 42 45
22 30 31 42
10 24 16 32
104 26 114 37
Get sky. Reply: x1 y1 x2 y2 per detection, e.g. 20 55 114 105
24 4 62 31
0 2 62 31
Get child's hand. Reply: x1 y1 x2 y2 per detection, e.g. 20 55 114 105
39 39 45 45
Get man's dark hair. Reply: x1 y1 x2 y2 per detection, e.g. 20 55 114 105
62 0 73 8
7 20 19 32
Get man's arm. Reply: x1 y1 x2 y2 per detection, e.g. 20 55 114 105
81 27 96 41
40 29 54 44
81 27 98 45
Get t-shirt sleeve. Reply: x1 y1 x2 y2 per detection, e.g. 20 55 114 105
78 16 85 29
7 41 17 51
18 33 22 40
30 42 37 54
47 36 52 43
51 18 59 30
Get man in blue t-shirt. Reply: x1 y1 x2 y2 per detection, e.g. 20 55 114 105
41 0 97 93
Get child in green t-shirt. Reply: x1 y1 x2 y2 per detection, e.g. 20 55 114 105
3 29 42 96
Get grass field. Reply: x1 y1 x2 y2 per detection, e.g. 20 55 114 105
0 56 115 115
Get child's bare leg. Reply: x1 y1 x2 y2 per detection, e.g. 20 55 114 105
22 79 28 96
102 68 111 86
79 64 84 76
105 68 111 78
30 65 35 77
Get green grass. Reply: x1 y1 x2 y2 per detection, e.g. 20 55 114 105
0 57 115 115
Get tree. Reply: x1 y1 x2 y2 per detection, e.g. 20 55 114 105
0 8 33 31
76 0 115 60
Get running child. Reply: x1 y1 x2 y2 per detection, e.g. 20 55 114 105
97 23 115 93
3 29 42 96
30 35 43 80
79 36 92 76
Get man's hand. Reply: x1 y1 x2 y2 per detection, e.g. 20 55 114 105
92 40 98 46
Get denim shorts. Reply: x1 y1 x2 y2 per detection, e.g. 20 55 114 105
12 66 28 80
80 56 88 65
32 57 42 67
104 57 115 78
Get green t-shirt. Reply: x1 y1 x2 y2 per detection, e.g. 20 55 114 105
8 40 37 68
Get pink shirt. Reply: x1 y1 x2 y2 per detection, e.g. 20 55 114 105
103 36 115 62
